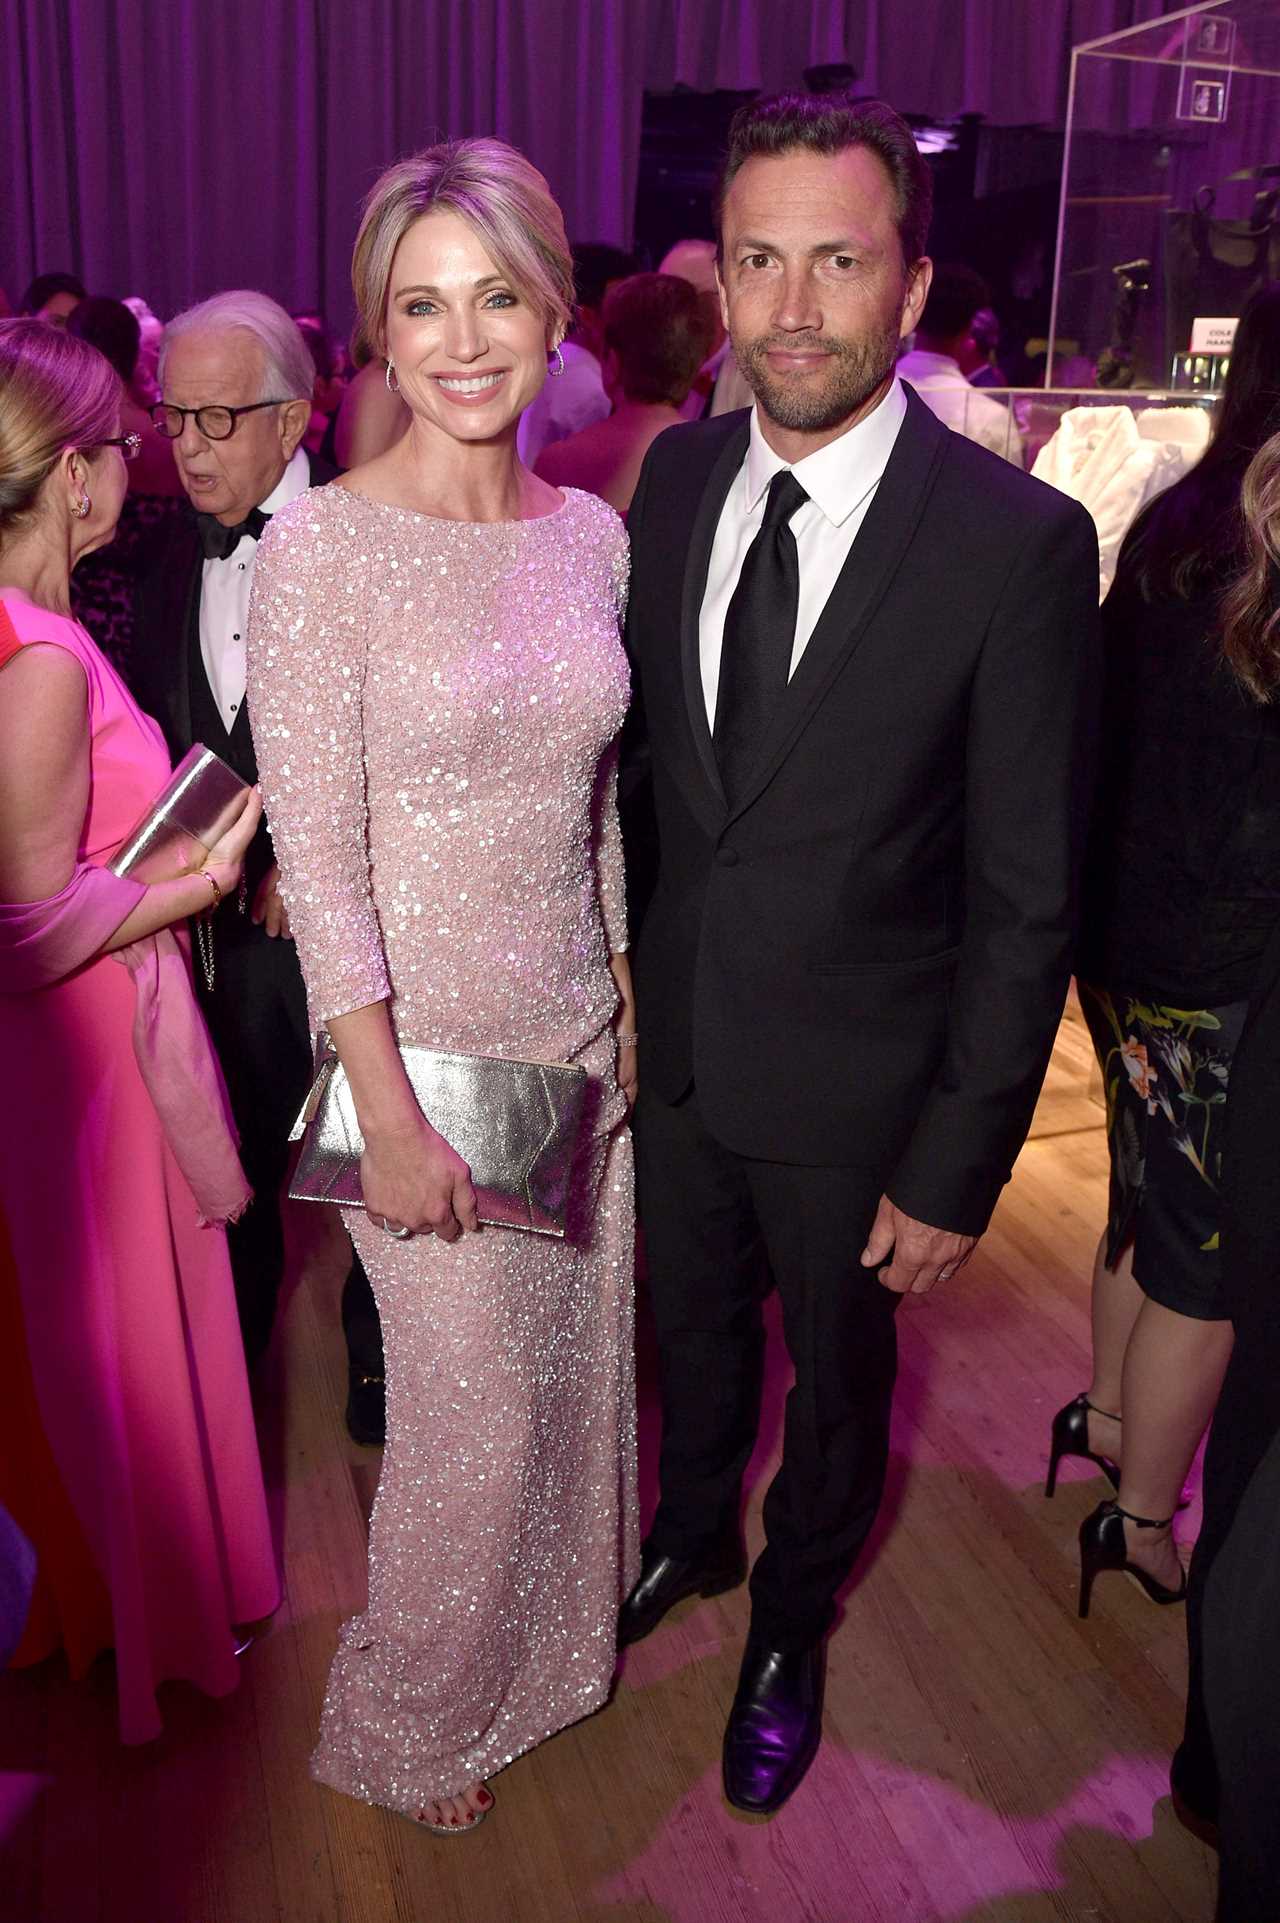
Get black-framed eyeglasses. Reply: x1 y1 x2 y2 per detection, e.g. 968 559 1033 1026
150 399 292 441
99 432 142 461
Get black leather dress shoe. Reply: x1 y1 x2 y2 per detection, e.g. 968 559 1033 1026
722 1635 826 1814
617 1534 747 1647
345 1369 386 1447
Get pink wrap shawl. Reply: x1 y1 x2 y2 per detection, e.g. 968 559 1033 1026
0 863 251 1227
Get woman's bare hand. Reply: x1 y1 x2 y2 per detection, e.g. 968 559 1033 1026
615 1030 637 1109
609 952 637 1110
200 788 264 896
361 1116 480 1243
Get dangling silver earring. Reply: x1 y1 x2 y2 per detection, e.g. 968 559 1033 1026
73 494 92 519
548 345 565 379
385 359 400 394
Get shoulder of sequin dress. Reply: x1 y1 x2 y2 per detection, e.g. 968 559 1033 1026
557 488 629 604
557 484 626 580
259 479 353 552
558 486 626 544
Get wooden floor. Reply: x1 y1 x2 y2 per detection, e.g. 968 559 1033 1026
0 998 1220 1923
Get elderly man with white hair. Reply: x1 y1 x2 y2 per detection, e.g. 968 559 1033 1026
130 290 384 1439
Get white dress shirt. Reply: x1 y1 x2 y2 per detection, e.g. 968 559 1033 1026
699 377 907 728
199 446 310 730
895 349 1024 465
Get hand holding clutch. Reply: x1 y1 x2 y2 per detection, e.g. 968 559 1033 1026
289 1036 589 1238
109 745 262 991
360 1113 480 1244
110 744 254 884
201 788 263 898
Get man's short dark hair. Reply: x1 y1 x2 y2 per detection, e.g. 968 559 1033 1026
918 264 990 342
571 243 641 315
604 272 716 408
66 295 141 384
716 93 933 270
19 270 87 316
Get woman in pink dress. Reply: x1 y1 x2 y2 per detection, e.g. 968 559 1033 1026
0 319 278 1742
247 139 639 1833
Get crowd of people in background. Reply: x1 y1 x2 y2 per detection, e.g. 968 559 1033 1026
0 229 1044 588
3 88 1280 1918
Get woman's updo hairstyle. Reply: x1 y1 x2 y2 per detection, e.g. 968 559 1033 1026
351 137 574 368
0 319 121 545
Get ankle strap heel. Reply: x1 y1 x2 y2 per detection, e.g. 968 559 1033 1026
1108 1501 1174 1531
1077 1498 1187 1619
1046 1391 1121 1499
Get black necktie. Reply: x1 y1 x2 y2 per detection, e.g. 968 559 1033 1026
196 504 271 562
713 469 809 806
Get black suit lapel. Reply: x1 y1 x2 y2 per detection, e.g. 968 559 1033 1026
182 457 328 754
678 417 750 810
726 389 948 824
139 512 201 757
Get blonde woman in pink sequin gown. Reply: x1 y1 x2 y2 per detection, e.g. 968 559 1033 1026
246 140 639 1832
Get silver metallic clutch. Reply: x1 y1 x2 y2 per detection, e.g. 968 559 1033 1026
288 1032 589 1238
109 743 250 883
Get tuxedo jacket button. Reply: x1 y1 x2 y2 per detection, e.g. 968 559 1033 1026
716 848 740 868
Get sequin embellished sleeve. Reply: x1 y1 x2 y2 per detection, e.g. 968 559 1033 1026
593 742 628 956
246 499 391 1024
594 524 631 955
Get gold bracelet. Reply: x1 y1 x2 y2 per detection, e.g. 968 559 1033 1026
200 868 223 911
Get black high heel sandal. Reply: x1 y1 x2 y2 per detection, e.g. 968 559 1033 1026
1045 1392 1121 1497
1077 1499 1188 1618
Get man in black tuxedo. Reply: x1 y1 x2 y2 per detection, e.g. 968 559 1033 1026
619 94 1100 1813
131 291 384 1442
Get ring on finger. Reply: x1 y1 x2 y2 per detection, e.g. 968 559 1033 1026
387 1223 414 1240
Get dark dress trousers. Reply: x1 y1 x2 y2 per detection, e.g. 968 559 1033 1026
625 388 1100 1645
130 455 380 1371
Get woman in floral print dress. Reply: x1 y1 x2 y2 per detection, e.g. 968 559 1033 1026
1054 286 1280 1610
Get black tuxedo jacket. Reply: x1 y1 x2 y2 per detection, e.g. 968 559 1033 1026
625 387 1101 1236
129 452 335 900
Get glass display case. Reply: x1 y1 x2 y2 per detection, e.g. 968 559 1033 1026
1046 0 1280 388
942 384 1214 469
946 386 1217 596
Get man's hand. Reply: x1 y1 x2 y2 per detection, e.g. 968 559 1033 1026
251 863 292 940
860 1195 976 1296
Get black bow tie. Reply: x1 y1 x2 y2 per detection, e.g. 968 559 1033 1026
196 505 271 562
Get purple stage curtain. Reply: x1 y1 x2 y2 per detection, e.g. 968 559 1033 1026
2 0 1172 333
650 0 1175 125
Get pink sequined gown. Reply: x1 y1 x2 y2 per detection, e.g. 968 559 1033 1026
247 484 639 1809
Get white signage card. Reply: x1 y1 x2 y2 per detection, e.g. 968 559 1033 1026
1190 317 1239 354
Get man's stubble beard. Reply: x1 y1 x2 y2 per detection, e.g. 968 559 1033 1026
733 308 904 434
